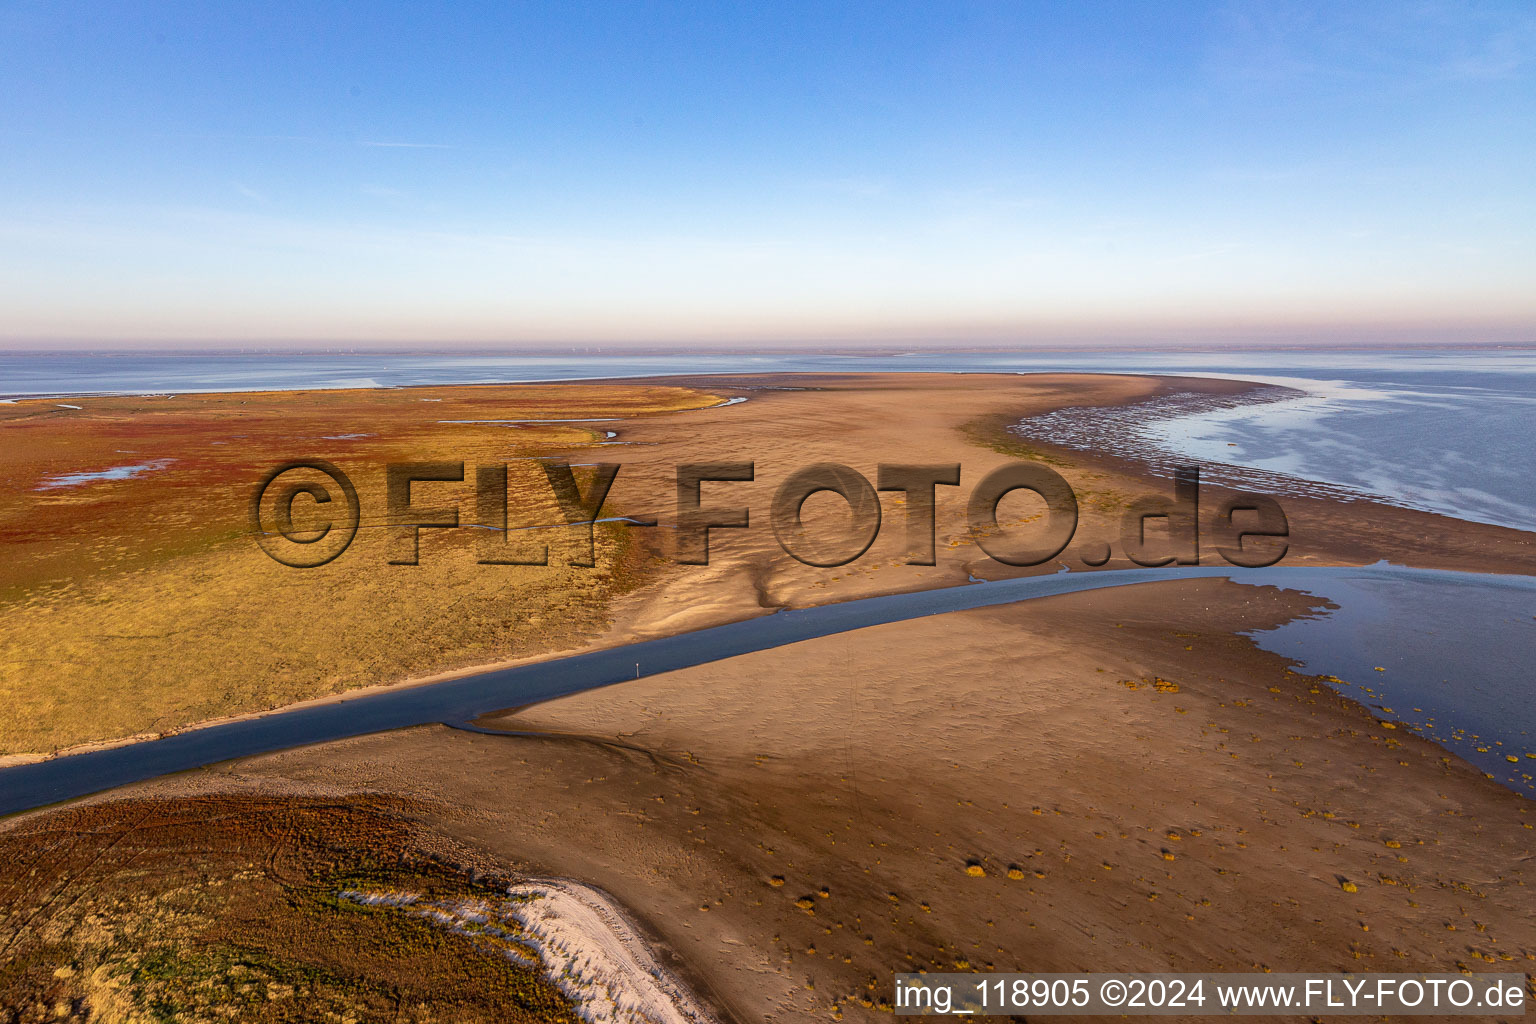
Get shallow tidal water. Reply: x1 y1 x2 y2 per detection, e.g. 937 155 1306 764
1245 573 1536 797
4 347 1532 530
2 564 1531 817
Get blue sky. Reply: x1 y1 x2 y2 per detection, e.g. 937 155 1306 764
1 1 1533 348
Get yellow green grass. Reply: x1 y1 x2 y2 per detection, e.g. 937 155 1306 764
0 384 718 754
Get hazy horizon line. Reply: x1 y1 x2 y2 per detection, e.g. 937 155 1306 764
2 337 1533 358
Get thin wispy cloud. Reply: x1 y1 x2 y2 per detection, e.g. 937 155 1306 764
359 140 457 149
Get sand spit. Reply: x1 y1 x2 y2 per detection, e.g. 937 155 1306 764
344 878 719 1024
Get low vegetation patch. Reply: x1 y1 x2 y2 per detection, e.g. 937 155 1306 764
0 794 580 1023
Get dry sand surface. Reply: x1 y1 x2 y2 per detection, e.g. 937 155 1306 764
576 372 1534 642
74 578 1536 1023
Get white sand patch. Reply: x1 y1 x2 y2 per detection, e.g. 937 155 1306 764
340 879 717 1024
502 878 717 1024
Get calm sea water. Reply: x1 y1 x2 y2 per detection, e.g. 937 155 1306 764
1 348 1532 529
